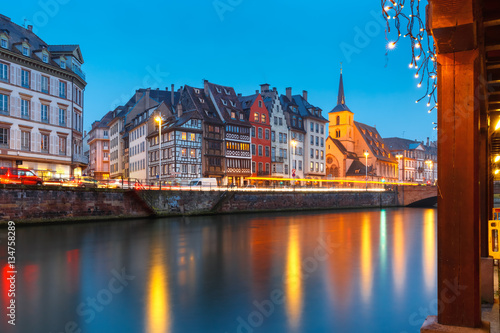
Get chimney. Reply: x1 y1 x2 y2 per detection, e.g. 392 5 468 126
303 90 308 101
286 87 292 101
145 88 150 109
177 103 182 118
165 86 168 92
260 83 270 93
273 87 277 92
237 93 242 97
27 25 33 32
171 84 174 106
255 90 259 94
426 137 429 146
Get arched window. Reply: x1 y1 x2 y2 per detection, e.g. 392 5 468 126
336 116 340 125
261 114 266 123
335 129 341 138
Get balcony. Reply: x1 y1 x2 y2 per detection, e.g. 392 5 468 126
272 156 284 163
72 63 86 81
257 171 270 176
73 154 88 164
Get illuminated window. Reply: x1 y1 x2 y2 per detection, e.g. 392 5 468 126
181 148 187 157
190 133 196 141
182 132 187 140
190 149 196 158
261 114 266 123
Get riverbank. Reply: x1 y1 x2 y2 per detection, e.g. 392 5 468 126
0 185 403 224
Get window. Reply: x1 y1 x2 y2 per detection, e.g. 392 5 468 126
258 145 263 156
310 162 314 171
41 134 49 153
0 94 9 114
222 99 227 106
316 149 319 159
21 70 29 88
61 61 66 69
21 131 30 151
191 165 197 174
271 131 275 142
335 129 340 138
258 128 263 139
316 162 319 171
279 118 283 126
261 114 266 123
321 138 324 147
298 160 302 171
321 125 324 134
274 116 277 125
283 149 287 159
320 150 324 159
283 134 287 144
41 104 48 123
181 148 187 157
265 129 270 140
190 133 196 141
252 162 256 173
298 118 302 128
231 111 236 119
181 132 187 140
258 100 262 107
251 127 255 137
271 147 276 159
1 39 7 49
310 136 314 145
254 113 259 122
0 63 8 82
316 124 319 133
258 162 263 172
59 81 66 98
0 128 8 148
293 116 296 126
310 149 314 158
21 99 29 119
59 137 66 155
251 144 256 155
59 109 66 126
40 76 49 94
316 137 319 146
310 123 314 131
22 46 29 56
190 149 196 158
265 146 269 157
42 54 48 63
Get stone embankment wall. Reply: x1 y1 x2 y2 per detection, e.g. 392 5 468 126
0 186 398 224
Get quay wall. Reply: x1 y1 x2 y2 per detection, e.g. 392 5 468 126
0 186 398 224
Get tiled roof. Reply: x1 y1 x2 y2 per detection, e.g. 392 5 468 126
355 121 395 162
205 81 250 126
331 138 358 159
182 85 222 125
280 95 306 133
292 95 328 122
384 137 425 151
346 160 372 177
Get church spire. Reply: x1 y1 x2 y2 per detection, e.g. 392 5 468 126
330 65 351 113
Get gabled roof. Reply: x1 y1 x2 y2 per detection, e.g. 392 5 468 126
346 160 373 177
279 94 306 132
205 81 250 126
48 44 84 64
238 94 259 111
330 71 352 113
181 85 222 125
355 121 395 163
330 138 358 159
292 95 328 122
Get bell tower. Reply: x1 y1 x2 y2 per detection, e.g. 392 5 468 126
328 66 355 151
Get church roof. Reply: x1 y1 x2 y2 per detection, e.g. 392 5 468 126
355 121 396 163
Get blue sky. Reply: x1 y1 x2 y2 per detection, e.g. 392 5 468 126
3 0 436 142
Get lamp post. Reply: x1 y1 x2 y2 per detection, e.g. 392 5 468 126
155 115 162 188
396 153 403 182
425 159 434 185
364 150 369 190
291 139 297 186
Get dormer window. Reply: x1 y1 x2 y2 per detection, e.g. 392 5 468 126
224 88 230 95
199 97 204 103
0 38 7 49
61 61 66 69
230 100 236 107
195 88 200 94
221 99 227 106
231 111 236 119
42 54 48 63
22 46 29 56
216 87 222 93
239 113 244 120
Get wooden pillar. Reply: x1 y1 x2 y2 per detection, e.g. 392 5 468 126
436 49 481 328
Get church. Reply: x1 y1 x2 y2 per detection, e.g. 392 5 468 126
325 70 398 182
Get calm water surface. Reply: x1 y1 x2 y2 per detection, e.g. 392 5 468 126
0 208 437 333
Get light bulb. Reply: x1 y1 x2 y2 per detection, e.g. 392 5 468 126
409 63 414 68
417 83 422 88
388 42 396 49
415 73 419 78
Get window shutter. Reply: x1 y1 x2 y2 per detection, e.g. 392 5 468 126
56 81 60 97
50 78 56 95
50 135 55 155
35 132 41 152
36 73 41 91
14 97 20 118
9 65 15 85
34 102 41 122
67 83 72 101
15 129 20 150
30 100 35 120
16 67 21 87
30 131 35 152
50 106 56 125
31 72 35 89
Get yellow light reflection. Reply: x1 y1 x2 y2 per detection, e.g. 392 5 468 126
285 226 302 330
379 210 387 273
392 213 406 298
423 209 436 293
146 249 171 333
360 215 372 304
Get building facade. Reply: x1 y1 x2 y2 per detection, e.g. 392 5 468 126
0 14 86 179
87 111 112 179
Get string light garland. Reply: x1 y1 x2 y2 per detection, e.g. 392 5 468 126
382 0 437 114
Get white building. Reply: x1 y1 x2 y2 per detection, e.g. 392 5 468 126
0 14 86 179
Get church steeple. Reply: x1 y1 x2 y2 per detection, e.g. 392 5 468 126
331 65 351 113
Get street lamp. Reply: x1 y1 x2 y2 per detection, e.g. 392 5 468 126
155 115 162 187
396 153 403 182
364 150 369 190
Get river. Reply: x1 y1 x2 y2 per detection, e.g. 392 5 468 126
0 207 437 333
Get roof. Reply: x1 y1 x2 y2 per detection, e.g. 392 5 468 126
330 72 351 113
383 137 426 152
292 94 328 122
346 160 372 177
205 81 250 126
355 121 396 163
181 85 223 125
279 94 306 133
330 138 358 159
238 94 259 111
0 15 85 81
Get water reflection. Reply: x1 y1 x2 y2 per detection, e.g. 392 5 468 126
0 208 437 333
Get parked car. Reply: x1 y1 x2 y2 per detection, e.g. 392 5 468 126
106 179 138 189
0 167 43 185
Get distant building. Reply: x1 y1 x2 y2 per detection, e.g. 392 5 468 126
0 14 86 179
239 93 272 184
87 111 112 179
326 70 398 182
